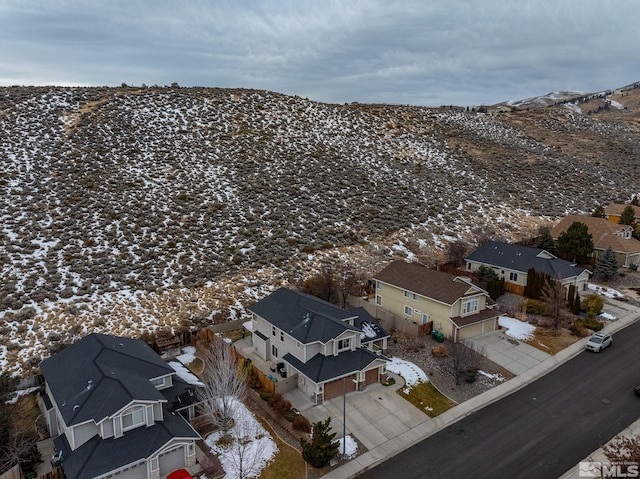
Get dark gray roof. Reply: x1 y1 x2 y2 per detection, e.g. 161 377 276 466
466 241 589 280
283 348 387 383
54 402 199 479
349 307 389 343
40 333 175 426
249 287 359 344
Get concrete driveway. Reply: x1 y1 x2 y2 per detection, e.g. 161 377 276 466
468 330 551 375
285 373 429 451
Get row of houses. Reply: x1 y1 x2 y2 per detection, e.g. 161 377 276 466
38 203 638 478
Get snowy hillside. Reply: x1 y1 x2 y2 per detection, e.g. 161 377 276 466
1 84 640 376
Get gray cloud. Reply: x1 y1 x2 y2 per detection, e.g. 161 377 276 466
1 0 638 106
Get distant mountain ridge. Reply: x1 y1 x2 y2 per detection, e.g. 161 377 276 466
1 82 640 372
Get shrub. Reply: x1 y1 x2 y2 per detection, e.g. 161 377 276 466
431 345 449 357
292 414 312 433
268 393 292 414
569 320 589 337
259 391 272 402
526 299 547 315
581 294 604 318
581 317 604 332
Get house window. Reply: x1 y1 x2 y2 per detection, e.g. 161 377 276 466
404 305 413 316
404 290 411 298
122 408 145 431
376 281 382 290
412 293 419 301
271 345 278 358
462 297 479 315
280 331 284 342
296 341 301 349
150 457 158 471
509 272 518 282
337 338 351 351
422 313 429 324
467 263 472 270
376 295 382 305
150 377 165 388
272 326 276 337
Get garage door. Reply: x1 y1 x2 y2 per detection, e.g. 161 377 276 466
324 374 357 401
159 445 186 478
365 368 379 386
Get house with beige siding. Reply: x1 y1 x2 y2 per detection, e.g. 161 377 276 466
373 260 500 342
465 240 591 294
551 215 640 267
249 287 389 405
39 333 200 479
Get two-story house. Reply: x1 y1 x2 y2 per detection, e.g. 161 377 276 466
373 260 500 342
465 240 591 295
39 333 200 479
551 214 640 267
248 287 389 405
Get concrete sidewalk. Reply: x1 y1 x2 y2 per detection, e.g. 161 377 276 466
322 299 640 479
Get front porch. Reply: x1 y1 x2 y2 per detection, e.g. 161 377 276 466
233 337 298 395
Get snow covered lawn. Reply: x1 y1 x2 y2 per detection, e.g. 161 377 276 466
588 283 624 299
499 315 536 341
205 399 278 479
386 357 428 394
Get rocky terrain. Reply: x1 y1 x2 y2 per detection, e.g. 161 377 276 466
1 82 640 376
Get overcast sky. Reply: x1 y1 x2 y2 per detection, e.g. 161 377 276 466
1 0 638 107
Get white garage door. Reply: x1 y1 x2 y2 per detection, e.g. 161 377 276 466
159 445 186 478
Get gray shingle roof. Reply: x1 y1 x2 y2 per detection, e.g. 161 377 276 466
466 240 589 279
40 333 174 426
248 287 360 344
283 348 386 383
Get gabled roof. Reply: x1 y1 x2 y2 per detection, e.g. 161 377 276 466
604 203 640 217
373 260 483 305
466 240 589 279
40 333 175 426
53 401 199 479
550 215 640 254
248 287 360 344
283 347 387 383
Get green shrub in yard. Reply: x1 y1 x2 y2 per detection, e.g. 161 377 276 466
526 299 547 315
259 391 273 401
581 317 604 332
581 294 604 318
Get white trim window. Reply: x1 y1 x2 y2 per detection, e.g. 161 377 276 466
337 338 351 352
404 290 411 298
376 295 382 305
412 293 419 301
422 313 429 324
404 305 413 316
122 407 145 432
376 281 382 290
150 377 165 388
509 272 518 282
462 297 479 315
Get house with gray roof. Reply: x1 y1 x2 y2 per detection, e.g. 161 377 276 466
373 260 501 342
39 333 200 479
465 240 591 294
248 288 389 405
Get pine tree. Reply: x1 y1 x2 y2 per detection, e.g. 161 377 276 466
591 205 606 218
619 205 637 225
556 221 594 263
300 417 340 468
573 290 581 315
525 268 536 298
595 247 619 281
537 230 557 254
567 284 576 311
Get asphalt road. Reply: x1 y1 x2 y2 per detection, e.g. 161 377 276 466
359 320 640 479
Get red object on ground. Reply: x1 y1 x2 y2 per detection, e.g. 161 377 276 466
167 469 193 479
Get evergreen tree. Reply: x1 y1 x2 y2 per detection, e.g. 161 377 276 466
556 221 594 263
537 230 557 254
567 284 576 311
591 205 606 218
619 205 636 225
595 247 619 281
525 267 537 298
300 417 340 468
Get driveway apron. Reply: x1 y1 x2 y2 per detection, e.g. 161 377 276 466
468 330 551 375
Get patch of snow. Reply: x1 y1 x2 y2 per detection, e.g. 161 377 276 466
337 435 358 459
168 360 204 386
478 370 505 382
175 345 197 364
599 312 618 321
387 357 428 392
499 315 536 341
360 322 377 339
588 283 624 299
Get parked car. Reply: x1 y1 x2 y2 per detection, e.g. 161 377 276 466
167 470 192 479
585 332 612 352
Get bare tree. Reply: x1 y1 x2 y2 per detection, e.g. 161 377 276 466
335 261 357 308
542 277 566 335
222 411 273 479
196 338 248 431
603 435 640 475
447 240 469 267
442 339 485 385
